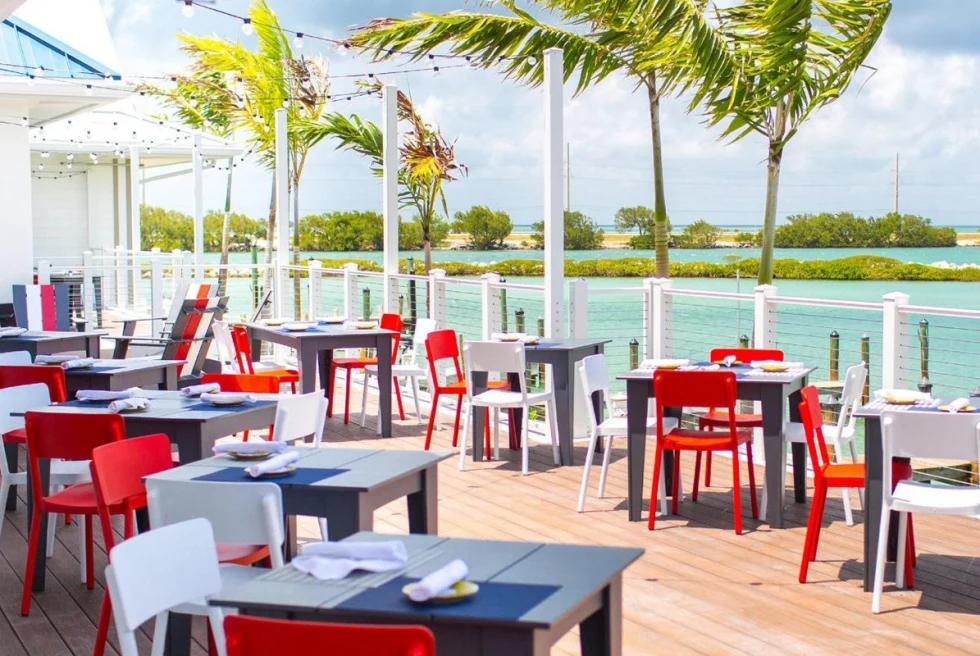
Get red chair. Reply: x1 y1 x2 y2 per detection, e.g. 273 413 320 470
329 313 405 424
230 325 299 392
0 365 68 445
797 385 915 584
200 372 280 441
224 615 436 656
20 411 126 616
650 370 759 535
695 347 784 491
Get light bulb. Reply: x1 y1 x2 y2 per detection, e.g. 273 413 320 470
181 0 193 18
146 146 152 154
37 163 44 170
33 65 43 77
85 84 93 96
293 33 304 49
241 18 253 36
104 72 112 81
337 42 349 56
92 157 99 165
66 153 74 160
40 151 49 158
282 99 290 108
66 162 72 169
27 74 35 86
527 55 538 67
433 66 441 77
466 56 479 70
20 117 28 126
112 121 118 130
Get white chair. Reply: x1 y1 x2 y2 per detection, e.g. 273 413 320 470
873 411 980 613
761 361 867 524
0 351 32 365
576 354 678 513
105 517 227 656
360 318 437 429
211 320 240 373
458 341 559 476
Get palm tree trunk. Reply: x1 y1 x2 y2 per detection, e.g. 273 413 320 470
758 99 789 285
218 157 233 296
423 239 432 273
647 75 670 278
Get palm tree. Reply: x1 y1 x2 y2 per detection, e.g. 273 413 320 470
299 83 467 272
348 0 725 278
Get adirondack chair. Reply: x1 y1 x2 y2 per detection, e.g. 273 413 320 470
158 296 229 379
110 281 217 359
12 284 83 332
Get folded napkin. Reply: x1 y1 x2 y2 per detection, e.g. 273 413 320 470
34 354 79 365
0 327 27 337
181 382 221 397
946 398 971 413
62 357 96 370
874 389 933 403
292 540 408 581
639 358 690 369
245 450 300 478
749 360 804 369
408 559 469 602
721 355 738 367
76 387 145 402
108 397 150 413
212 441 288 455
200 392 256 405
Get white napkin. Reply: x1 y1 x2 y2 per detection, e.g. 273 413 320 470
213 441 288 455
62 357 96 370
35 354 79 365
245 450 299 477
639 358 690 369
200 392 256 405
292 540 408 581
697 363 721 371
947 398 971 413
722 355 737 367
749 360 803 369
76 387 145 402
874 389 932 403
408 559 469 602
181 382 221 397
0 327 27 337
108 397 150 413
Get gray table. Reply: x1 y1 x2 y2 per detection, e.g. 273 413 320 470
247 323 396 437
0 330 102 358
618 364 813 527
469 338 610 467
62 358 181 394
210 532 642 656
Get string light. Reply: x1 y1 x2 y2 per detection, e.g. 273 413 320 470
241 18 254 36
433 66 441 78
20 116 28 126
85 84 93 96
337 41 349 56
282 99 290 108
181 0 194 18
66 153 74 160
66 162 72 169
40 151 49 158
32 65 43 77
37 162 43 170
293 32 304 49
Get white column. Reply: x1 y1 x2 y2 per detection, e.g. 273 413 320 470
645 278 672 359
481 272 502 339
308 260 323 318
543 48 565 339
82 250 95 327
36 260 51 285
754 284 777 349
429 269 446 328
274 109 289 318
150 255 164 337
381 83 399 301
882 291 910 389
192 135 204 278
568 279 588 339
342 263 360 320
129 146 141 252
0 123 33 303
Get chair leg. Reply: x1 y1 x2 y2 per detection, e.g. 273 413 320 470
84 515 95 589
896 511 908 590
0 479 7 546
327 364 336 418
648 443 665 530
208 608 228 656
746 442 758 519
78 517 87 585
458 403 471 471
799 482 827 583
359 372 370 428
521 407 531 476
452 397 463 448
412 377 422 425
731 448 743 535
547 400 560 466
907 514 917 567
20 507 42 615
904 516 915 589
871 504 891 613
93 590 112 656
45 504 57 558
424 392 440 450
394 378 406 421
343 369 353 424
849 440 865 510
692 452 702 502
671 451 682 516
577 428 600 512
705 453 712 487
484 409 492 460
597 435 614 498
492 408 500 461
808 484 828 562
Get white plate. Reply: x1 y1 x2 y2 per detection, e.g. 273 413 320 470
282 322 315 332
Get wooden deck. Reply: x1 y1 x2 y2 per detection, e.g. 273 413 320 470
3 388 980 655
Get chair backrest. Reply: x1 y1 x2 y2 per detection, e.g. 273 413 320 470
425 329 462 391
211 320 239 373
272 392 329 446
12 283 70 331
834 361 868 436
224 615 436 656
799 385 833 476
161 296 229 378
709 347 784 362
229 325 255 375
463 341 526 400
200 372 281 394
164 281 217 335
0 382 50 477
90 434 174 553
406 318 437 367
380 313 404 364
106 518 222 656
654 370 738 439
0 364 67 402
0 351 32 365
579 354 616 431
147 478 285 568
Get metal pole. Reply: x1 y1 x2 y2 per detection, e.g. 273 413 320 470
739 334 750 348
362 287 371 320
829 330 840 381
407 257 417 331
860 334 871 404
382 83 399 287
542 48 564 339
250 244 259 310
192 135 204 278
918 319 932 394
629 339 639 370
274 108 289 317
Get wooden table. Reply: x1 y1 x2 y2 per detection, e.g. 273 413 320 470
0 331 102 358
469 338 610 467
618 364 813 527
62 358 181 394
247 323 396 437
208 532 642 656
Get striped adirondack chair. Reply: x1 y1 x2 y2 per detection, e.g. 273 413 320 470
12 284 72 332
111 281 218 359
159 296 229 379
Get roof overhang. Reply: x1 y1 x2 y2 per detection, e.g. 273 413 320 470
0 77 128 124
0 0 24 22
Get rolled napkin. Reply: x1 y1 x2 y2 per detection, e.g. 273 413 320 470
245 450 300 478
62 357 96 370
947 397 971 413
35 354 79 365
76 387 145 402
408 559 470 602
749 360 804 369
108 397 150 413
0 327 27 337
212 441 289 455
698 363 721 371
639 358 690 369
292 540 408 581
181 382 221 397
874 389 933 404
200 392 256 405
722 355 737 367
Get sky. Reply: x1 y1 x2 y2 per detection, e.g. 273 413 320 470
84 0 980 228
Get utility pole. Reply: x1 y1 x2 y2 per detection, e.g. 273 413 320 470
565 142 570 212
893 152 899 214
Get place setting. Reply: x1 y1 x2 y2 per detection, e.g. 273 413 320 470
74 387 151 413
197 445 348 485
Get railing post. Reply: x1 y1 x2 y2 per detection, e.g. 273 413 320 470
481 272 501 339
115 245 126 308
82 251 96 327
882 291 910 389
753 284 777 349
308 260 323 319
568 279 589 339
342 263 359 320
383 268 400 315
150 256 164 337
36 259 51 285
429 269 446 328
829 331 840 381
645 278 671 359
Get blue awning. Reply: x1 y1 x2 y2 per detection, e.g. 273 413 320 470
0 15 119 80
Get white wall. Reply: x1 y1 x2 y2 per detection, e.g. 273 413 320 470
32 174 88 263
0 123 33 302
86 165 115 250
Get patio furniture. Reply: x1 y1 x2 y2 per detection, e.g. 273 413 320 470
12 283 80 332
109 280 216 358
0 350 31 364
460 341 560 475
576 353 677 513
230 324 298 391
649 370 759 535
872 411 980 613
200 372 281 442
59 358 182 394
210 319 240 373
0 330 102 359
0 364 68 448
224 615 436 656
209 532 642 656
246 321 396 437
20 411 125 614
796 387 914 586
330 313 404 425
360 317 437 429
105 518 228 656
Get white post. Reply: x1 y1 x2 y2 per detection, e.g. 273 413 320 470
171 249 183 291
481 273 502 339
36 260 51 285
130 146 141 253
381 83 399 310
192 135 204 279
645 278 672 359
274 108 289 318
82 251 95 327
543 48 564 339
882 291 910 389
568 279 588 339
429 269 446 328
342 263 359 320
308 260 323 319
754 284 777 349
115 245 126 308
150 256 164 337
